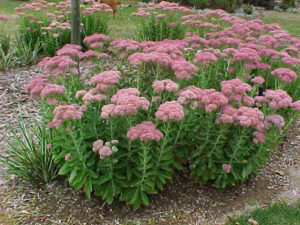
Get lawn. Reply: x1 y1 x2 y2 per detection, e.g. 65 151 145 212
226 201 300 225
263 11 300 39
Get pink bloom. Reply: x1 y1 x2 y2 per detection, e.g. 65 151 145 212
253 131 265 144
65 153 71 161
291 101 300 112
264 115 285 131
92 139 103 152
46 143 52 149
47 104 83 129
127 121 163 141
99 146 112 159
271 68 297 83
193 52 217 64
100 88 149 118
0 15 8 22
91 71 121 85
251 76 265 85
152 79 179 93
264 90 292 109
40 84 65 98
222 164 231 174
155 101 184 122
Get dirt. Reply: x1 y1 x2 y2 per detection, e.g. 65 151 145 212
0 66 300 225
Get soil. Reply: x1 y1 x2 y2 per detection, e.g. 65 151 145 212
0 67 300 225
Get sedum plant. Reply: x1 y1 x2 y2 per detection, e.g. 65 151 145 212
22 1 300 209
0 118 58 185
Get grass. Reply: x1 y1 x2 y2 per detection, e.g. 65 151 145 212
226 201 300 225
108 6 138 40
263 11 300 39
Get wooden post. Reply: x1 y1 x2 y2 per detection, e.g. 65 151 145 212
71 0 81 45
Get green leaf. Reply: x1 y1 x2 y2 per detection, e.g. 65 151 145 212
58 163 71 176
140 190 149 206
69 169 77 183
84 179 93 198
242 164 253 180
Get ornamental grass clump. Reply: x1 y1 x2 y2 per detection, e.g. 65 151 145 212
23 3 300 209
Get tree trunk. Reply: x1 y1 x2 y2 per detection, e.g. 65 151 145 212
71 0 81 45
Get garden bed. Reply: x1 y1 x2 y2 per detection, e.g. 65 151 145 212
1 0 300 224
0 66 299 224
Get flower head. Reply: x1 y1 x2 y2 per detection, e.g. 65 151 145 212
127 121 163 141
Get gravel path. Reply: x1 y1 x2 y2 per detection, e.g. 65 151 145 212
0 67 299 225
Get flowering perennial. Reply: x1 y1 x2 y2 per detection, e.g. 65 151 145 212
155 101 184 122
127 121 163 141
152 79 179 93
271 68 297 83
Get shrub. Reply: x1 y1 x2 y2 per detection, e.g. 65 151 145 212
242 4 254 15
280 0 295 10
244 0 275 10
0 118 58 185
187 0 212 9
214 0 243 13
24 2 300 209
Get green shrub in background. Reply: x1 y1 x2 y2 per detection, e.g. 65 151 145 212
280 0 295 10
215 0 243 13
243 0 275 10
0 118 58 185
187 0 212 9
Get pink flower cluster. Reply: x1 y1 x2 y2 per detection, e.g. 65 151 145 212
264 90 292 109
222 164 231 174
171 58 198 80
271 68 297 83
40 84 65 98
216 105 266 144
199 89 229 112
91 70 121 92
155 101 184 122
100 88 150 118
221 79 252 105
251 76 265 85
127 121 163 141
178 86 228 112
24 74 65 100
291 101 300 112
264 115 285 132
24 74 49 99
92 139 117 160
193 52 218 64
152 79 179 93
83 33 111 49
0 15 8 22
47 103 83 128
56 44 83 58
37 55 77 75
109 39 141 54
128 52 172 68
